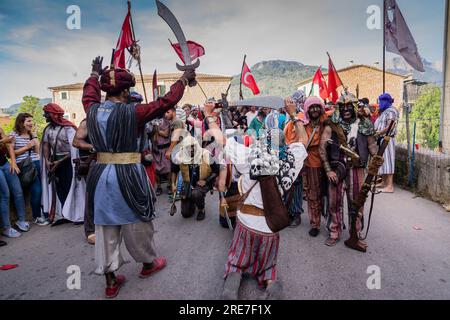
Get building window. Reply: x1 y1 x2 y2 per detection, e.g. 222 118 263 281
72 113 76 120
60 91 69 100
158 85 166 96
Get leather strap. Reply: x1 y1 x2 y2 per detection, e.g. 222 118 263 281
240 204 265 217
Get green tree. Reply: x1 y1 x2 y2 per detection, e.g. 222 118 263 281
410 87 441 150
4 96 47 139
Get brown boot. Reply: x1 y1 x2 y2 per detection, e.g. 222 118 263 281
344 238 368 252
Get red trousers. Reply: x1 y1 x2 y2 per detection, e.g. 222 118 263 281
327 167 365 240
305 167 324 229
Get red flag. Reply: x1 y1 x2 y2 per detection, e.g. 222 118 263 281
152 70 158 102
113 7 134 69
312 68 329 100
241 62 260 95
327 56 343 103
170 40 205 64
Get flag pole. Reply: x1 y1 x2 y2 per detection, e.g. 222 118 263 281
309 67 317 97
197 82 208 101
110 48 116 68
383 0 386 94
239 54 247 100
128 0 148 104
152 69 157 102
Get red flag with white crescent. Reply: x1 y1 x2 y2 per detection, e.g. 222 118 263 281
241 62 260 95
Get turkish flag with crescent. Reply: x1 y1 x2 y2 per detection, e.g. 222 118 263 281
241 62 260 95
113 7 134 69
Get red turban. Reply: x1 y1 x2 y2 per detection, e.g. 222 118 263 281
43 103 77 129
100 68 136 95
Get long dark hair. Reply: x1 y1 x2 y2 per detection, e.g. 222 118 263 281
14 113 33 134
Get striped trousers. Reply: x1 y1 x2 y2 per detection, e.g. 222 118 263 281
379 138 396 175
305 167 324 229
224 219 280 285
288 174 304 216
326 167 365 240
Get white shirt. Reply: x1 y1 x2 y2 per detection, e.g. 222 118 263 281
246 111 257 127
224 137 307 233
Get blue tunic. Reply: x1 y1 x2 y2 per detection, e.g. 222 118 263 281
93 101 141 226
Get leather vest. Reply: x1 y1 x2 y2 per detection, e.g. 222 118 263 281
328 130 369 168
180 152 212 183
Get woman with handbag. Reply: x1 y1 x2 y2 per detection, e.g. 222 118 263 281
10 113 48 226
0 125 29 240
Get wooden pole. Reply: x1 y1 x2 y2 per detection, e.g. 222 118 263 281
128 1 148 104
239 54 247 101
408 121 417 186
439 0 449 153
197 82 208 101
404 81 411 183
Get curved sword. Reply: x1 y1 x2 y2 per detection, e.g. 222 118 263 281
156 0 200 87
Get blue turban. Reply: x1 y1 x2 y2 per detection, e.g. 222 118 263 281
130 92 143 103
378 93 394 112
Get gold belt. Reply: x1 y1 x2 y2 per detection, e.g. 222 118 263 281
96 153 141 165
240 204 265 217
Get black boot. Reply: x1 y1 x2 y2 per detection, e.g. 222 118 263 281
308 228 320 237
0 240 7 247
51 218 71 227
197 209 206 221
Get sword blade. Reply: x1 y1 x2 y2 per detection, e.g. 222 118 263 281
220 192 234 232
156 0 192 65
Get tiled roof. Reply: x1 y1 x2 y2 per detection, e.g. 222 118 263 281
297 64 409 87
49 73 232 91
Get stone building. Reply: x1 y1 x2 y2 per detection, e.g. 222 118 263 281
49 73 232 126
297 64 408 108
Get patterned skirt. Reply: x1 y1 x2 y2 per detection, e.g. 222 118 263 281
379 138 396 175
224 218 280 285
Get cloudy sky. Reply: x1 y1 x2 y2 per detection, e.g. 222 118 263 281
0 0 446 107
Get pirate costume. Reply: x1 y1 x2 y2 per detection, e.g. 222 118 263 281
320 94 377 247
223 129 307 299
82 66 187 298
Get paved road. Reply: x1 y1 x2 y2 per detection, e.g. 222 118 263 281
1 186 450 300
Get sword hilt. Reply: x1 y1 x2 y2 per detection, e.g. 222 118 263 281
176 60 200 87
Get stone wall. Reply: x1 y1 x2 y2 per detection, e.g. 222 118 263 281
395 145 450 208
